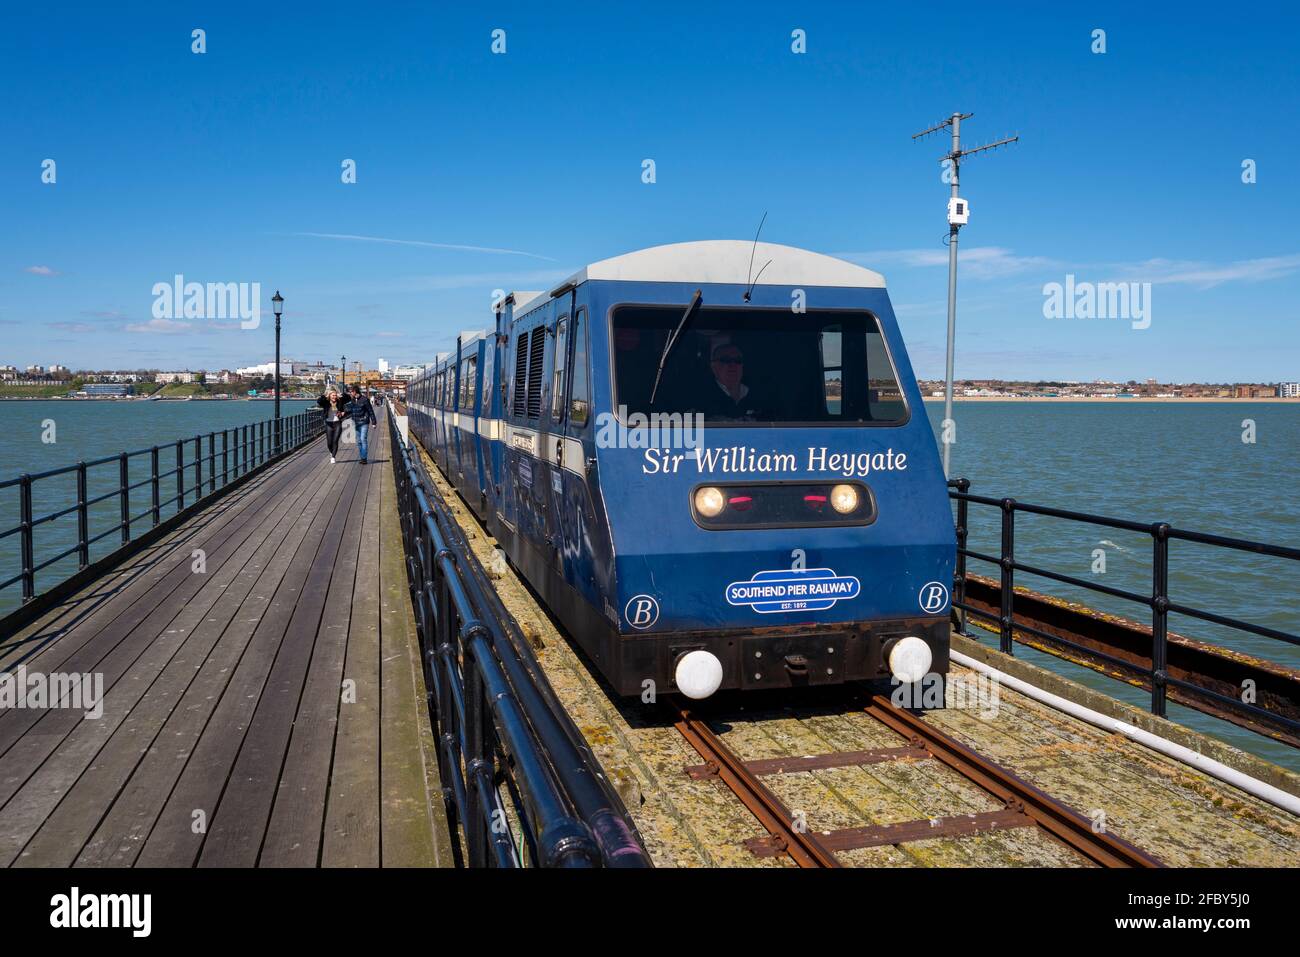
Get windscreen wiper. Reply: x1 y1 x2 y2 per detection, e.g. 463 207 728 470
648 288 702 407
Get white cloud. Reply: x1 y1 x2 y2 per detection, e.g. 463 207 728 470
293 232 557 262
1113 254 1300 288
841 247 1300 289
24 265 59 276
835 247 1058 280
125 318 193 334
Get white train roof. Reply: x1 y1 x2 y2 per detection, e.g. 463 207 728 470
509 291 545 314
553 240 885 292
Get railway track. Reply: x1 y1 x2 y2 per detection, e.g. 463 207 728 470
671 693 1163 868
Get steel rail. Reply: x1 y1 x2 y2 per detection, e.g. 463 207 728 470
670 699 841 868
862 695 1162 868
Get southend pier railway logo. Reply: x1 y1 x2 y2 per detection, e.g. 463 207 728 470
726 567 861 614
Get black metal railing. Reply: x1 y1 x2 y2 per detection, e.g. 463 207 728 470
0 409 323 607
387 409 649 868
949 478 1300 731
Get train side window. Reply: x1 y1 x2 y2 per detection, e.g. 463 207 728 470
569 308 590 426
512 331 529 418
526 326 545 419
551 316 569 421
462 356 477 412
820 326 843 415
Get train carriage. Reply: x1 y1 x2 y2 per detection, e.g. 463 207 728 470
409 240 955 699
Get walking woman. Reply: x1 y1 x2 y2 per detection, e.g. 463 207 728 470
317 387 350 464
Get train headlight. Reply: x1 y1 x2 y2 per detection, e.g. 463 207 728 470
694 486 726 518
830 484 859 514
675 650 724 699
888 636 933 684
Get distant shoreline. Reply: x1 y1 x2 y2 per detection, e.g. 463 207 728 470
921 395 1300 403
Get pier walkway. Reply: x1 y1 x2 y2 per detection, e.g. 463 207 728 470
0 420 451 867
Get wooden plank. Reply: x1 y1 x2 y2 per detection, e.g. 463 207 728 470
125 455 353 866
166 460 366 868
0 450 316 741
9 453 338 866
257 455 376 865
0 454 327 810
320 455 384 867
0 454 309 674
377 424 445 866
75 453 348 866
191 460 366 866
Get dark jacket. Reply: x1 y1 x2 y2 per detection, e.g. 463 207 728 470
317 393 351 423
345 393 377 427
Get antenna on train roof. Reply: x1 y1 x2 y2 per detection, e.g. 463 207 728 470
910 112 1019 478
743 212 772 302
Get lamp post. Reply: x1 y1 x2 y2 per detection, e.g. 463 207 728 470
272 291 283 453
340 355 346 390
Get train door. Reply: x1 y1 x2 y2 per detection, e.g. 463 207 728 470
506 319 547 547
555 303 597 595
479 336 499 506
450 357 463 478
500 328 523 531
546 306 571 572
486 325 504 512
457 352 478 495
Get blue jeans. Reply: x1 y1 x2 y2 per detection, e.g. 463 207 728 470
356 423 370 461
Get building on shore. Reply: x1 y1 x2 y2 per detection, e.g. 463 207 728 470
80 383 133 396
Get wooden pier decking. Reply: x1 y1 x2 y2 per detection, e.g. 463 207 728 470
0 420 451 867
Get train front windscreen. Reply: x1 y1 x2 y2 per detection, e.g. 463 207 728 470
610 305 909 426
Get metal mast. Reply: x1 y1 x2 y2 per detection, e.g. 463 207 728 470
911 113 1018 476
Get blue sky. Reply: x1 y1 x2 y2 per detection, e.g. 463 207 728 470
3 1 1297 381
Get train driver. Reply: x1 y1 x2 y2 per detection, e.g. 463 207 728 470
700 342 769 421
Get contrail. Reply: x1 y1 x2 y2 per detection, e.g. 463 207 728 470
292 232 556 262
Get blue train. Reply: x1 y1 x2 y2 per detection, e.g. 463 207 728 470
407 241 955 699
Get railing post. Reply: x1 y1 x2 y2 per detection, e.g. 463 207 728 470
1151 523 1170 717
463 646 487 868
954 478 970 636
194 435 202 501
999 497 1016 655
151 446 161 526
119 452 130 544
176 440 185 510
19 474 35 601
76 462 90 567
208 432 216 494
222 430 229 486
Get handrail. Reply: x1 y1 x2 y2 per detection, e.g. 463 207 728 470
386 406 650 868
948 478 1300 732
1 409 324 609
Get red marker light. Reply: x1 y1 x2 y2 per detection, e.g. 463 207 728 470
728 495 753 511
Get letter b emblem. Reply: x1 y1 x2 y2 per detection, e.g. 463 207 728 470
624 595 660 629
919 581 949 614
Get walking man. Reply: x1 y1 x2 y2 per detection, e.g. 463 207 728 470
346 383 378 464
